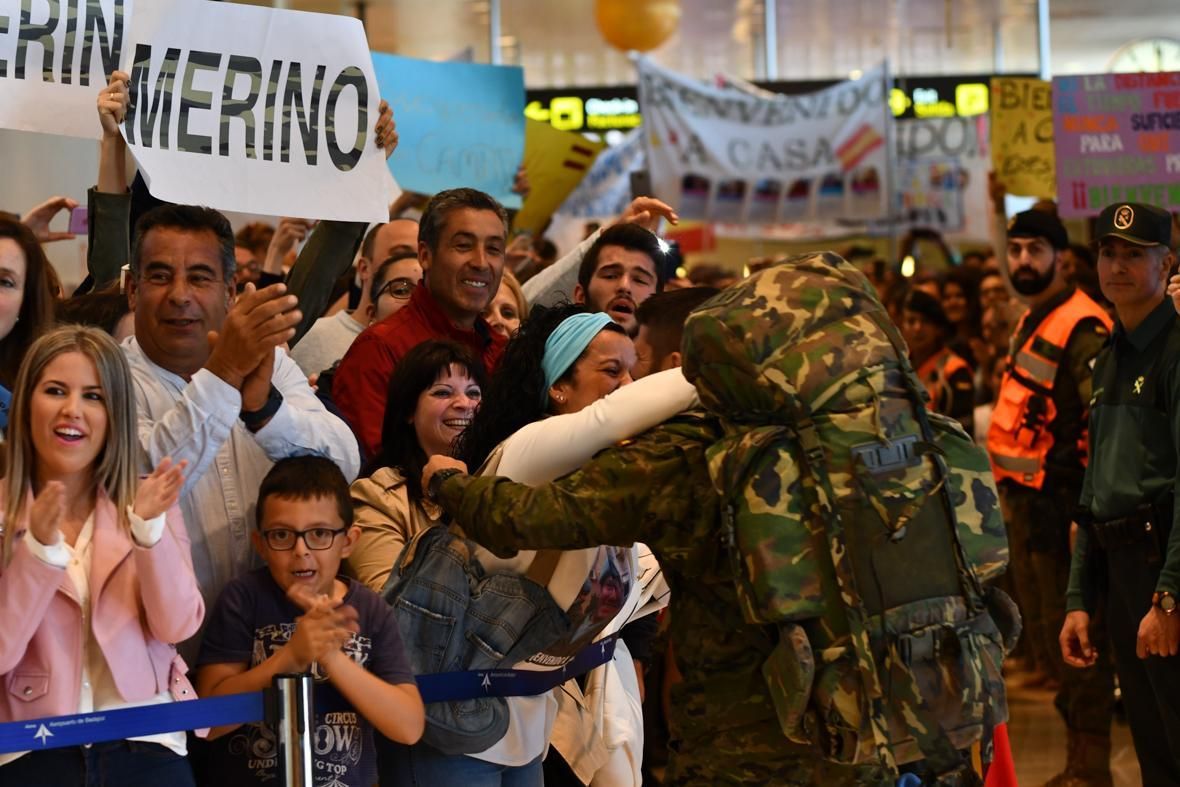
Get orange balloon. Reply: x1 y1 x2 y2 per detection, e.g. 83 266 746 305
595 0 681 53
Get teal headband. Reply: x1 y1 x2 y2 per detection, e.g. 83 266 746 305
541 312 616 405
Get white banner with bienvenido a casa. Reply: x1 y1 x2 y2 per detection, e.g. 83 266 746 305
636 57 892 225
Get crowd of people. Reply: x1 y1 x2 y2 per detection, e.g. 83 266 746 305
0 62 1178 787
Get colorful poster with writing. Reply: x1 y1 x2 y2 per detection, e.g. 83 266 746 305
713 116 993 242
890 115 990 237
372 52 525 209
513 119 605 235
556 127 645 219
1054 72 1180 218
990 77 1055 198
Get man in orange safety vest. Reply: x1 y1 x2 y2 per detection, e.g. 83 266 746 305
986 208 1116 787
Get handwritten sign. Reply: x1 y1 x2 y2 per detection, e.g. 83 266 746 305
513 119 604 234
638 57 891 224
0 0 132 139
557 127 644 219
1054 71 1180 217
121 0 388 222
372 52 525 209
990 77 1054 198
892 115 990 237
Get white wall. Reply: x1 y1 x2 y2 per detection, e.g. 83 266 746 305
0 128 99 292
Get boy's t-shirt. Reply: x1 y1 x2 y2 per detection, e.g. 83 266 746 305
199 567 415 787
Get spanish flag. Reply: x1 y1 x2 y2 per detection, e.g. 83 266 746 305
835 123 885 172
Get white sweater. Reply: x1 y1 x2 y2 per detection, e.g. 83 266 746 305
466 368 695 779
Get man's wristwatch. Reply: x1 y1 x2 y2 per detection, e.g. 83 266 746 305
1153 591 1177 615
428 468 464 500
241 385 283 433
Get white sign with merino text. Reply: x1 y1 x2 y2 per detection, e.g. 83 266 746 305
121 0 388 221
0 0 132 139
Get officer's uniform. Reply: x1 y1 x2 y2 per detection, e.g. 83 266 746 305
1067 202 1180 786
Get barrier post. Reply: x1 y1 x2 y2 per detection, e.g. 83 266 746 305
274 673 314 787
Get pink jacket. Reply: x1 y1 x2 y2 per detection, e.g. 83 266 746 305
0 491 205 724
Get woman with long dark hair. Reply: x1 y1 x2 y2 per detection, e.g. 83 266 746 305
402 302 696 787
459 304 585 469
0 218 58 430
347 339 486 591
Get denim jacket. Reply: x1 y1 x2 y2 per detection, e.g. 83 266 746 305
382 525 569 754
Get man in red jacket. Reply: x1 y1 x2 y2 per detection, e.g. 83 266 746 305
333 188 509 458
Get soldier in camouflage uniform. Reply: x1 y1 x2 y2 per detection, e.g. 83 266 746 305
425 413 890 786
424 252 1010 785
678 252 1009 785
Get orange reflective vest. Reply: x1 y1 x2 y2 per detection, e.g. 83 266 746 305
916 347 972 416
986 290 1112 489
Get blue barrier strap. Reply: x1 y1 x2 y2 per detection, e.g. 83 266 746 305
0 634 620 754
416 634 619 703
0 692 265 755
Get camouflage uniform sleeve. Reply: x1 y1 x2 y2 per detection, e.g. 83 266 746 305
435 436 692 556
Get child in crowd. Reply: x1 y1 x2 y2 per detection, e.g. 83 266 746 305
196 455 424 787
0 326 202 787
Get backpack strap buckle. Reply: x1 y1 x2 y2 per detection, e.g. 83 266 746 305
852 435 919 476
796 419 826 467
898 629 936 665
899 626 963 666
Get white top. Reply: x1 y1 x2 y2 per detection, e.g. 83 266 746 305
469 367 695 766
0 511 183 766
289 311 366 377
123 337 361 656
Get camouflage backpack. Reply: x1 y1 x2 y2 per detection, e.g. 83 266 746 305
681 252 1016 783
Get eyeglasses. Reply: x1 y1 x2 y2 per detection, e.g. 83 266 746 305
376 277 417 300
260 527 349 551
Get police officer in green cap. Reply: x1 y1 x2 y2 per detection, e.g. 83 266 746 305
1061 201 1180 785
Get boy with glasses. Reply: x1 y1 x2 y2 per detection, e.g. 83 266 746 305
196 456 424 787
